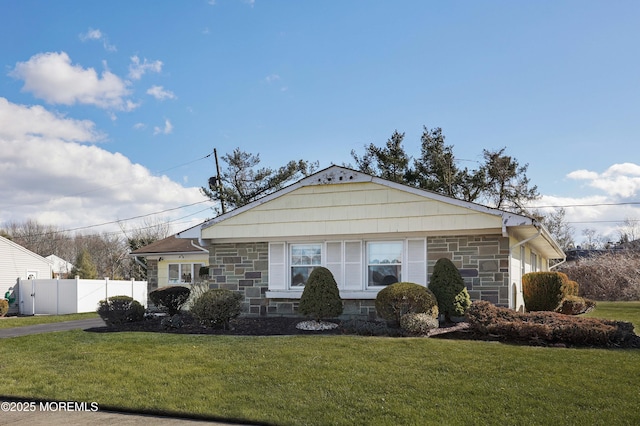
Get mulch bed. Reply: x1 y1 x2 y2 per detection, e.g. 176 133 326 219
87 314 471 338
87 314 640 348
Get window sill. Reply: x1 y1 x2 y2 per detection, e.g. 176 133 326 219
266 290 381 299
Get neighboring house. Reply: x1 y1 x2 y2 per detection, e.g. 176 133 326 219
177 166 566 318
45 254 74 278
130 235 209 294
0 236 53 313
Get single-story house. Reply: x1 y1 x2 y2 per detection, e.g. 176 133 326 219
130 235 209 294
45 254 74 278
0 235 53 313
176 165 565 318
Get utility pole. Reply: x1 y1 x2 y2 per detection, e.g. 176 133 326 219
214 148 226 214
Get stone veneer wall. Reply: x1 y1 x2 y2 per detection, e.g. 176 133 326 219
204 234 510 317
427 235 510 306
146 259 158 294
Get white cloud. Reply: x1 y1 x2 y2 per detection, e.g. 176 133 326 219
133 122 146 130
153 119 173 135
265 74 280 83
567 163 640 199
0 98 207 234
128 55 163 80
11 52 132 110
79 28 117 52
147 85 176 100
0 97 103 142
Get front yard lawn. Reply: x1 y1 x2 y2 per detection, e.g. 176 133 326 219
1 327 638 425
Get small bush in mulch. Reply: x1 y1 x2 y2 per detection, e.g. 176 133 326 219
97 296 145 326
466 300 639 348
190 289 243 329
149 286 191 315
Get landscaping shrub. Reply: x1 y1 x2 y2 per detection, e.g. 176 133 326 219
428 258 471 320
97 295 145 326
298 267 343 321
0 299 8 317
556 295 596 315
466 300 636 347
400 312 439 336
149 286 191 315
375 282 438 324
522 272 570 311
190 289 242 329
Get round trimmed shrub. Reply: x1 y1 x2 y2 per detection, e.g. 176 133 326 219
0 299 9 317
97 295 145 326
400 312 439 336
298 267 343 320
149 285 191 315
428 258 471 320
375 282 439 324
190 289 243 329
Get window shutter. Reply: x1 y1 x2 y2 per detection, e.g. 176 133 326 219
344 241 362 290
406 239 426 286
326 242 343 289
268 242 286 290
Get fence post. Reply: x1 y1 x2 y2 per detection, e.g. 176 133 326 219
56 278 60 315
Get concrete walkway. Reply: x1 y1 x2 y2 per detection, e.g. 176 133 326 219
0 319 258 425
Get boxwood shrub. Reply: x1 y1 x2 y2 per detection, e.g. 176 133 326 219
190 289 242 329
375 282 438 325
149 285 191 315
523 271 577 312
0 299 8 317
97 295 145 326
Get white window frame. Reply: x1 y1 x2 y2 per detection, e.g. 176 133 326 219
168 263 204 284
266 238 427 299
366 241 403 289
289 243 322 288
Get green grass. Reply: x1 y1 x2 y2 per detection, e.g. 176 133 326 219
583 300 640 329
0 312 98 329
0 302 638 425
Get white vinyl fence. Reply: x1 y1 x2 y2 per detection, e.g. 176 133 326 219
18 278 147 315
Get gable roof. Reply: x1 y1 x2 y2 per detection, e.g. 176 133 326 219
0 235 52 264
130 235 208 256
178 165 565 259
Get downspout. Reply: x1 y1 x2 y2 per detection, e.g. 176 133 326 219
134 256 147 271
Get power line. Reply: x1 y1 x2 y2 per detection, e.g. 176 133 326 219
532 201 640 208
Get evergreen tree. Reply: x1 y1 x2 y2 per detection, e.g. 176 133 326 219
201 148 318 212
351 130 410 183
71 249 98 279
428 258 471 321
298 267 343 321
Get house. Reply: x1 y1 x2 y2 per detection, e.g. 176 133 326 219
0 236 53 313
177 165 566 318
130 235 209 294
45 254 74 278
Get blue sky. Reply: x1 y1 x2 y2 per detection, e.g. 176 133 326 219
1 0 639 244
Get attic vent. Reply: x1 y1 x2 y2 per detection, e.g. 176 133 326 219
339 176 343 181
349 175 354 180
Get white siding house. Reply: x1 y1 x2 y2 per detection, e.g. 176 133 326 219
0 236 53 313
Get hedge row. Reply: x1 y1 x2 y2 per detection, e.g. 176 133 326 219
466 300 636 347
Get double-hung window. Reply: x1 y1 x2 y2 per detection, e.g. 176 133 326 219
366 241 402 287
290 243 322 287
